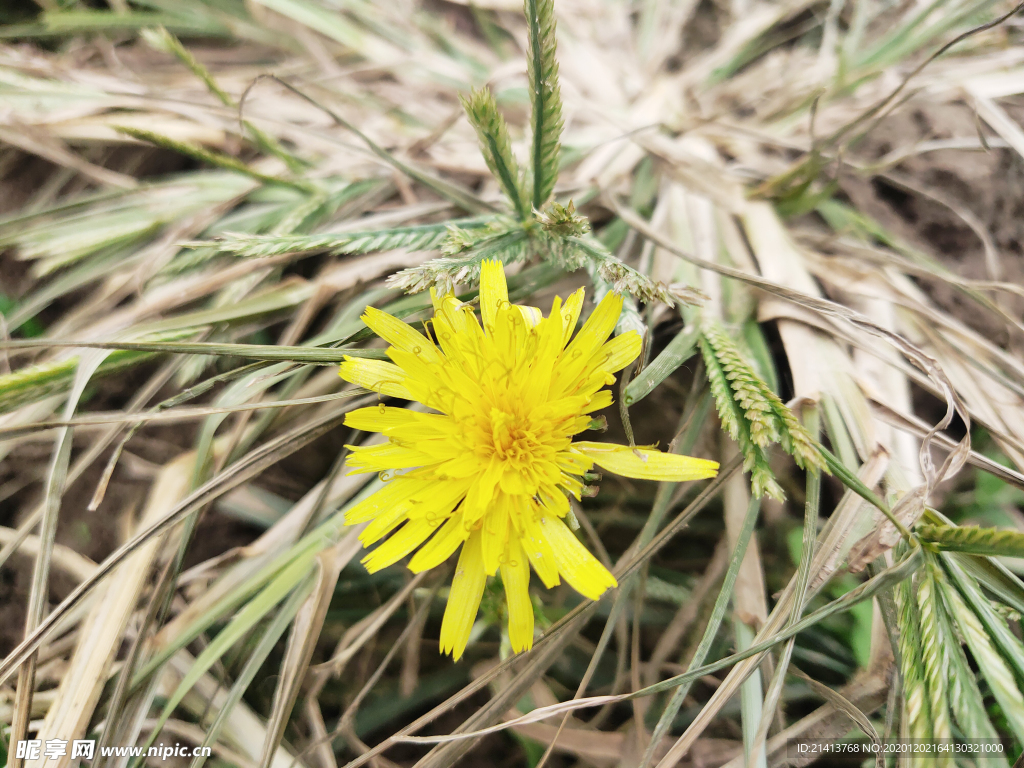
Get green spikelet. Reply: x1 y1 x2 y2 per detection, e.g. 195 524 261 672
525 0 563 209
894 577 935 756
769 396 826 472
205 223 460 259
700 319 825 499
917 523 1024 558
702 322 780 447
460 88 530 220
700 332 784 500
916 572 954 767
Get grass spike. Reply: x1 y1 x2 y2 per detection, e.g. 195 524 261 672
928 561 1009 767
916 570 954 765
460 88 530 220
700 333 784 500
199 223 469 260
525 0 563 209
114 127 311 192
918 523 1024 558
894 576 935 754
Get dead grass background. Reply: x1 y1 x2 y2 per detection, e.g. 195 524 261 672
2 0 1024 766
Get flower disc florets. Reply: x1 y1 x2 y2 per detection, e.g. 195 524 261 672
338 260 719 659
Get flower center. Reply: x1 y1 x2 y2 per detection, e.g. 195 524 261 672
488 408 539 464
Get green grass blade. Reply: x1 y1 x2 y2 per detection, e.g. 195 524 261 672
624 324 699 406
131 559 319 765
937 566 1024 741
942 553 1024 687
929 561 1008 767
0 339 387 363
114 126 310 191
640 497 761 768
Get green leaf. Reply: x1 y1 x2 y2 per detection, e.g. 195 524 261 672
938 565 1024 742
624 324 700 406
942 554 1024 688
460 88 530 220
929 561 1008 767
525 0 563 209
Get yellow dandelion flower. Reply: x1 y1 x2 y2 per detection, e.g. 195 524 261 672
338 260 719 659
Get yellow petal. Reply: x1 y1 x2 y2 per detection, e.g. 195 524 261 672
591 331 642 374
481 499 510 576
581 389 614 414
346 441 435 474
440 532 487 659
360 503 410 545
409 512 470 572
522 514 560 588
539 515 617 601
479 259 508 334
344 404 424 433
343 477 430 525
559 288 585 348
362 518 435 572
520 296 565 404
565 290 621 361
551 292 623 397
516 305 543 328
338 358 412 399
362 306 441 364
462 457 503 523
501 537 534 653
573 442 720 482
